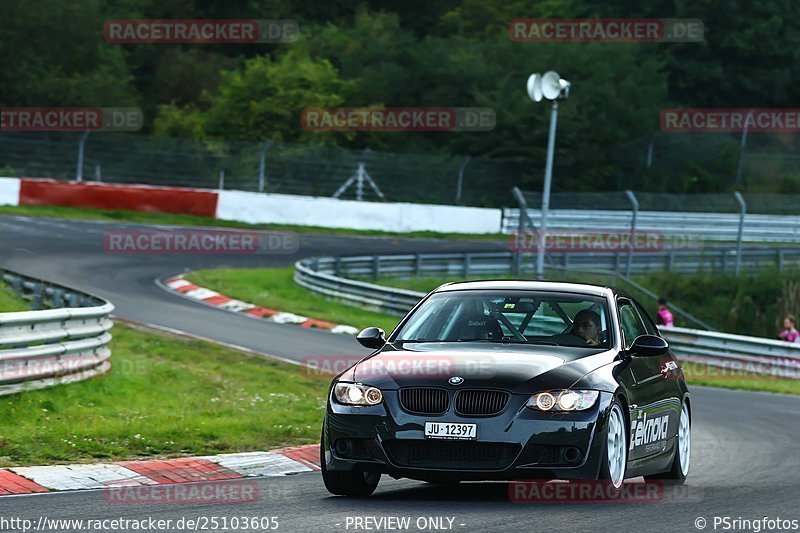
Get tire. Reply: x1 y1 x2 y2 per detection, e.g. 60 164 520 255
645 401 690 485
598 399 628 493
320 430 380 497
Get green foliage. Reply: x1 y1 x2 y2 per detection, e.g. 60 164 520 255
154 49 355 144
3 0 800 192
0 0 137 107
635 268 800 338
0 283 30 312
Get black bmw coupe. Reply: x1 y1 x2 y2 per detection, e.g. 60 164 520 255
321 280 690 496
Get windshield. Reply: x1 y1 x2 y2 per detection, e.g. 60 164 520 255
394 290 611 348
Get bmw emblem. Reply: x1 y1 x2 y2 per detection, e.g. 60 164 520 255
448 376 464 385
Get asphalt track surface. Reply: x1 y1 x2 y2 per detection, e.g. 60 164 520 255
1 214 799 533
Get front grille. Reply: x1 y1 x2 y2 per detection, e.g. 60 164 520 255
535 445 561 465
384 440 520 470
455 390 509 416
399 388 449 414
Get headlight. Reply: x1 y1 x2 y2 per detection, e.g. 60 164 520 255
526 390 599 412
333 383 383 406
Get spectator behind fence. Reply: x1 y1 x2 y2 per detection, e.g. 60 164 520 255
778 314 799 343
656 297 674 329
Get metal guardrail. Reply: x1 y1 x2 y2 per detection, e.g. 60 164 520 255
295 253 800 379
294 259 422 315
502 208 800 244
0 270 113 395
296 252 715 329
665 326 800 379
512 245 800 274
306 247 800 279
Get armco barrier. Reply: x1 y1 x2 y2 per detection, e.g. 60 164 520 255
294 253 715 329
295 254 800 378
663 326 800 379
0 270 113 395
309 244 800 282
503 208 800 243
294 259 422 315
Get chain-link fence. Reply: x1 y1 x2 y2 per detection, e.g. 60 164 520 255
0 132 532 208
3 130 800 208
608 131 800 193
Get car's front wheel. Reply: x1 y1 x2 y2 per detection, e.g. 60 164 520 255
320 430 380 496
598 400 627 491
645 400 690 485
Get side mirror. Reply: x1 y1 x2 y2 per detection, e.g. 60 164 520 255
629 335 669 357
357 327 386 349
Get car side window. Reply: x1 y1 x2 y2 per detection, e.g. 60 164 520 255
633 300 660 336
618 302 648 349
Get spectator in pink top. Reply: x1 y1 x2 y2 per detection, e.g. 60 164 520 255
656 297 674 328
778 314 799 343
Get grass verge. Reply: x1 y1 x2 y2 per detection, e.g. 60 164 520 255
0 320 332 467
186 267 400 334
0 283 31 312
0 204 505 241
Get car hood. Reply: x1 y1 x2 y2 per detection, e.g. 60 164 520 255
349 342 614 393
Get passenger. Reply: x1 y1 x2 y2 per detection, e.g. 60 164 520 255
656 297 675 328
778 314 799 343
573 310 601 346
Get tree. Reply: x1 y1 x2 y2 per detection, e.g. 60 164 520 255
0 0 137 107
153 49 354 144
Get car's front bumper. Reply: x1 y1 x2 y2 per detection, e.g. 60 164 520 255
322 390 615 482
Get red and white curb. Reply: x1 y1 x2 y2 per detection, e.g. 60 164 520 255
0 445 320 495
162 275 359 335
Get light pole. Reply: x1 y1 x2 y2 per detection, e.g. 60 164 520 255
527 71 571 280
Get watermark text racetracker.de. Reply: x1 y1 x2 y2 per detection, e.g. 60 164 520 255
661 109 800 132
301 354 496 379
1 107 142 132
662 356 800 382
104 19 299 43
104 229 298 254
509 230 704 253
301 108 495 132
509 18 704 42
510 480 662 503
105 480 260 505
509 479 706 504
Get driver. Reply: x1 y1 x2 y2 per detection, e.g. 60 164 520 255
573 310 601 346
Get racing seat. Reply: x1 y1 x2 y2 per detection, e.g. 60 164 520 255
454 311 503 341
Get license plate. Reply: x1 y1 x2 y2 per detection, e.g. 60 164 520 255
424 422 477 440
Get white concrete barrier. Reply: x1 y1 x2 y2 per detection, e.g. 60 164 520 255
216 190 502 234
0 177 21 206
